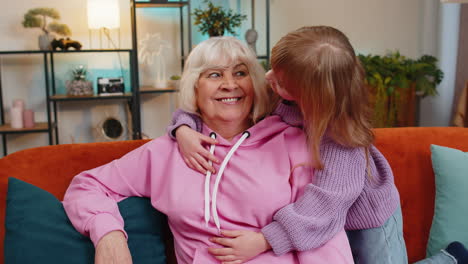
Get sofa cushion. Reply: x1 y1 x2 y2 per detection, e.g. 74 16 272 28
426 145 468 257
4 178 167 264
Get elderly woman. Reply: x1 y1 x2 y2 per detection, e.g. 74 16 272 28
63 37 353 264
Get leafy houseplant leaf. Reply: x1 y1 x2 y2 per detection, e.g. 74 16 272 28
359 51 443 127
192 0 247 37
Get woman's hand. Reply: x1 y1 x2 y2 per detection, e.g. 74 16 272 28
208 230 271 264
175 125 219 174
95 231 132 264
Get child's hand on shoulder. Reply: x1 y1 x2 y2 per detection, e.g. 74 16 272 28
175 125 219 174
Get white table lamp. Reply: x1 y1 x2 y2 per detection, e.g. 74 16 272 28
87 0 121 49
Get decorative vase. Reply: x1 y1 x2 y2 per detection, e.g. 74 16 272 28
169 79 180 89
66 80 93 96
153 54 167 89
38 33 53 51
208 28 224 37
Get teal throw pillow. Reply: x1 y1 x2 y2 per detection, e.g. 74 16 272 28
426 145 468 257
4 178 168 264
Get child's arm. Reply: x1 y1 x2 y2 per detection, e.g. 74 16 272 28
261 138 366 255
167 101 299 174
208 230 271 264
208 138 366 258
167 109 219 174
167 109 203 138
273 100 304 127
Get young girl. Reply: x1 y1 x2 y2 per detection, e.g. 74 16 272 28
168 26 407 263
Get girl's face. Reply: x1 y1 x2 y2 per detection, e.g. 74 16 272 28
265 70 295 101
196 61 254 127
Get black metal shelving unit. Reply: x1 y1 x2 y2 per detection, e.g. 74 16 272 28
130 0 192 140
133 0 191 70
47 49 139 142
0 0 270 156
0 49 139 156
0 50 56 156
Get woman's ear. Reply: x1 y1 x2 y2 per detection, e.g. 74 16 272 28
266 70 295 101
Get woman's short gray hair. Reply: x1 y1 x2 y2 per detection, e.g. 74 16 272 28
178 36 270 123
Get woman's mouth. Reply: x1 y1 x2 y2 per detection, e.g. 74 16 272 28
216 97 242 104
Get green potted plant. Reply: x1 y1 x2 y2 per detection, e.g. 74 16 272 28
65 65 93 96
169 75 181 89
22 8 71 50
192 0 247 37
358 51 443 128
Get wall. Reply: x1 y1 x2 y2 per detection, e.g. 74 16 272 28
419 3 460 126
0 0 457 156
453 4 468 122
269 0 425 57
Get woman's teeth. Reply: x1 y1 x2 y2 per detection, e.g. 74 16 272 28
220 98 239 102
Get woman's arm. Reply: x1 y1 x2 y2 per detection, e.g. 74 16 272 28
63 140 157 246
262 138 366 255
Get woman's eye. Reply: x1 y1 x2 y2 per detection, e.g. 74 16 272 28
235 71 247 77
208 72 221 78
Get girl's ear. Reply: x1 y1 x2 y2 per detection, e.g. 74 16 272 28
266 70 295 101
275 85 295 101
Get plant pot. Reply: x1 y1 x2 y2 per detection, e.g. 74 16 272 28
369 83 417 128
66 80 93 96
168 79 180 89
38 34 53 50
208 28 224 37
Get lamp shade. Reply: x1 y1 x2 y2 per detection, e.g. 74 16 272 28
87 0 120 29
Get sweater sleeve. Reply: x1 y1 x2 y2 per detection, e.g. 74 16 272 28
62 140 159 247
261 138 366 255
166 109 203 139
272 100 304 127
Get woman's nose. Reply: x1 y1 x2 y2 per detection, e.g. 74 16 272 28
221 75 237 90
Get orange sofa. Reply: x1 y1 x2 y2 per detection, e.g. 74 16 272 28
1 127 468 263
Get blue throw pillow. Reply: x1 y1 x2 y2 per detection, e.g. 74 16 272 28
4 178 168 264
426 145 468 257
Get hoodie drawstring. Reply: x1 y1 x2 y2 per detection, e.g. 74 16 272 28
204 132 217 227
204 131 250 232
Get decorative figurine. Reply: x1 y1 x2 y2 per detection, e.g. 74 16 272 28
51 38 82 51
138 33 172 89
245 0 258 54
65 65 93 96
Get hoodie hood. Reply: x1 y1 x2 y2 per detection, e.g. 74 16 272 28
201 115 290 147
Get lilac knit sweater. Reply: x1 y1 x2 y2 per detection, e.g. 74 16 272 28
167 102 400 255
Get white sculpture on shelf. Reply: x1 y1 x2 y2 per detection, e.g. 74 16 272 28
138 33 172 89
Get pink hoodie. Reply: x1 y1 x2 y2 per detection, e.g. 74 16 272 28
63 116 353 264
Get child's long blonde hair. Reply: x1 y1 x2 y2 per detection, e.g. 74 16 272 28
271 26 374 169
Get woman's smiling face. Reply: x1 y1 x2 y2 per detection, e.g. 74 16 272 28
196 61 254 128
